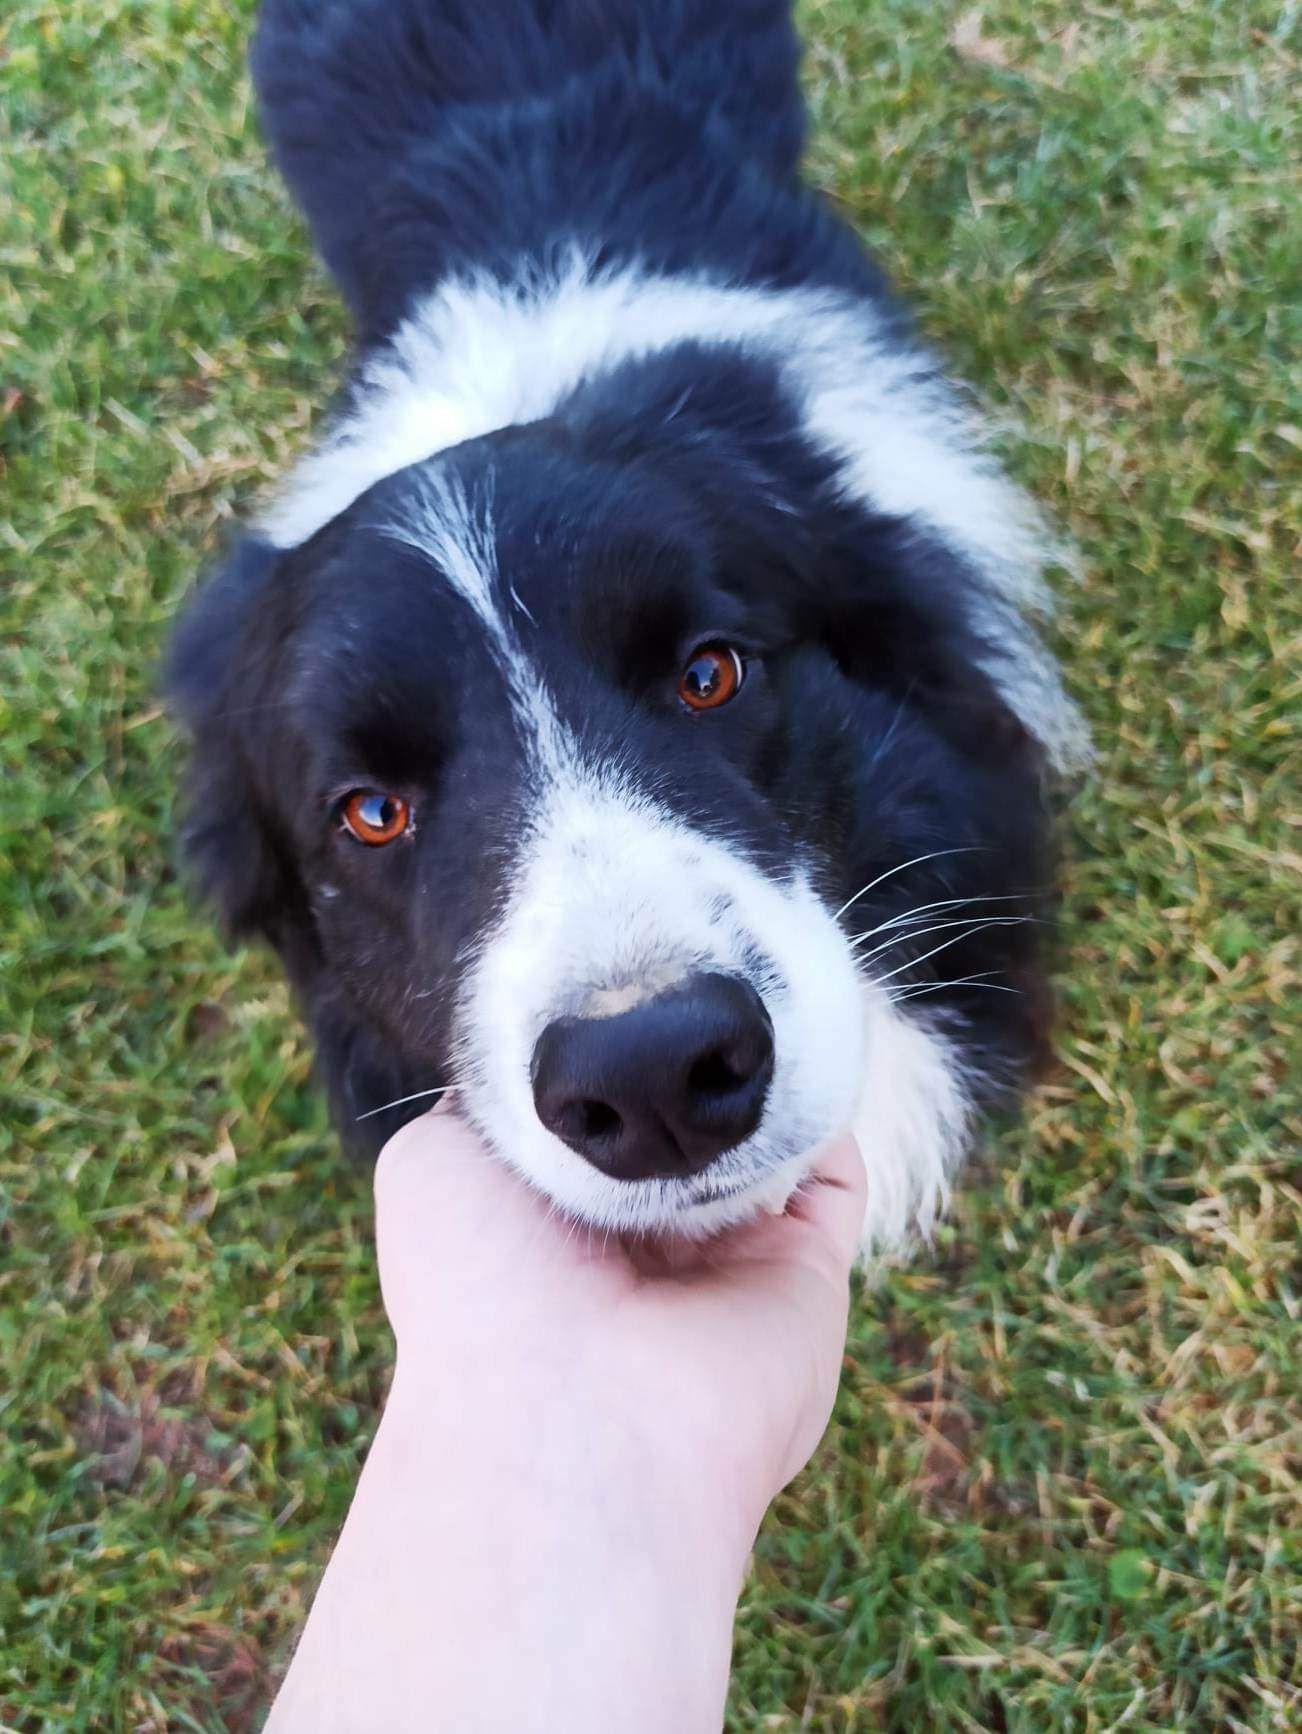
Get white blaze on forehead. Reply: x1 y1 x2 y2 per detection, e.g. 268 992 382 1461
262 252 1088 771
383 475 568 773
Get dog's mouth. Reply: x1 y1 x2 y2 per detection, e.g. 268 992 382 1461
685 1177 753 1206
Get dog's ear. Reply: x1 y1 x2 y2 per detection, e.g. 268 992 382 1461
167 535 315 954
169 537 424 1156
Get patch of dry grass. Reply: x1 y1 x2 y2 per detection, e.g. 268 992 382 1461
2 1 1297 1728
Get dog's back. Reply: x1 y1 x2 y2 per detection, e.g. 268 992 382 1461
252 0 876 337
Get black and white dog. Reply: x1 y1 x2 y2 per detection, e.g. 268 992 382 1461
171 0 1087 1255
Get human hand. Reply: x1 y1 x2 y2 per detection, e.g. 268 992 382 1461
267 1114 865 1734
376 1108 866 1552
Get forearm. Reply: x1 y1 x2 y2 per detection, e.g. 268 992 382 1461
265 1366 754 1734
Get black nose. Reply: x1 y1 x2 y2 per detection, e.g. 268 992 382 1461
531 973 775 1182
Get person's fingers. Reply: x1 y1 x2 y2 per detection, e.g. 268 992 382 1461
377 1111 497 1257
376 1108 517 1227
375 1110 632 1339
782 1135 868 1276
375 1112 563 1320
376 1116 868 1340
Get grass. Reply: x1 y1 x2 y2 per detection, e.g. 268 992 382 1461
1 0 1297 1727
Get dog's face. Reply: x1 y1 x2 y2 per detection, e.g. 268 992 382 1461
173 419 1048 1242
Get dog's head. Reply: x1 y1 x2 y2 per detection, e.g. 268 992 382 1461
172 397 1055 1246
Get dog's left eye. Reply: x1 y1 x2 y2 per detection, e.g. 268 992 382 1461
338 790 411 846
678 643 744 711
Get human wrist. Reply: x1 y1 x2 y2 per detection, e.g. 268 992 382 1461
383 1355 762 1579
335 1362 752 1732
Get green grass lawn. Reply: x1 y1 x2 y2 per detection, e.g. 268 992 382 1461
2 0 1297 1727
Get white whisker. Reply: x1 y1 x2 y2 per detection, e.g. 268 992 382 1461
355 1083 463 1123
846 892 1034 944
833 847 984 922
889 972 1023 1004
867 921 1018 987
852 914 1033 966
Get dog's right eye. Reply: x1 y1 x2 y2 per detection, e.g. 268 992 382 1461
338 790 411 847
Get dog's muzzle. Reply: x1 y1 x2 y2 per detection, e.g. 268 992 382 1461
530 972 775 1182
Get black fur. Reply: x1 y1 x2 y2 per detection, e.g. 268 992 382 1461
249 0 887 339
172 0 1055 1166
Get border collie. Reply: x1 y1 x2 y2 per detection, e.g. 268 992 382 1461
171 0 1087 1255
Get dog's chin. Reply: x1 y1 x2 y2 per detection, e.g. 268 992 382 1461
533 1159 818 1240
664 1154 820 1236
471 1105 837 1239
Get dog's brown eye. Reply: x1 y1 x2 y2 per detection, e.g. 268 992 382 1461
679 644 743 711
340 790 410 846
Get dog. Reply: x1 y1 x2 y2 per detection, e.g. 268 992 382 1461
170 0 1087 1255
